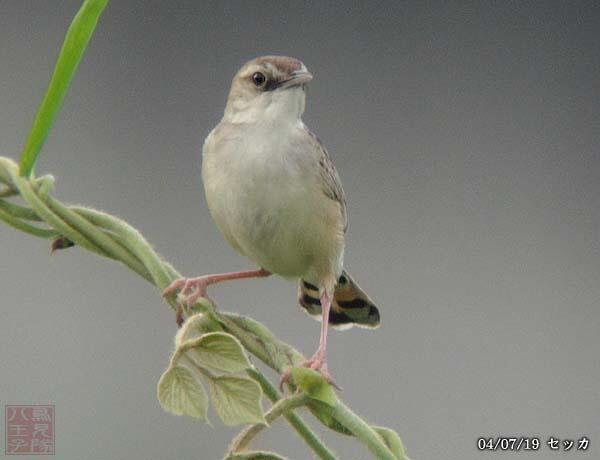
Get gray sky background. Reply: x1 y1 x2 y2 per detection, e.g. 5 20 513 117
1 1 599 459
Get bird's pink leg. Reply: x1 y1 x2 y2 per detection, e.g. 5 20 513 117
163 268 271 325
280 290 340 390
309 290 332 371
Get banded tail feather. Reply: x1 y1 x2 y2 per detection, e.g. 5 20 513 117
298 270 380 329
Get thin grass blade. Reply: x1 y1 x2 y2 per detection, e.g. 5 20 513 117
19 0 109 177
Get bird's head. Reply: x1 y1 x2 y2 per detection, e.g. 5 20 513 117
224 56 313 124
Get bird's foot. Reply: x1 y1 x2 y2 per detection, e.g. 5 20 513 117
279 352 341 391
303 353 341 390
163 276 213 327
164 269 270 327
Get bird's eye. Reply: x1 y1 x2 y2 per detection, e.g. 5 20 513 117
252 72 267 87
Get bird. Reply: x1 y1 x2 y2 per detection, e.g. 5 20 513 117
163 55 380 387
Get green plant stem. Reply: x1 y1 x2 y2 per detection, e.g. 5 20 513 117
0 199 43 221
312 401 397 460
0 205 57 238
9 179 151 281
8 167 104 256
228 392 309 455
72 205 173 291
248 368 338 460
45 197 151 280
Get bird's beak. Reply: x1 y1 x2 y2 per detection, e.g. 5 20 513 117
277 70 313 89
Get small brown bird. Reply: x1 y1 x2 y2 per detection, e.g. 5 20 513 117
164 56 380 386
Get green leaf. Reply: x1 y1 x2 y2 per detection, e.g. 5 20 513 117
175 313 216 347
227 452 288 460
208 376 265 426
290 367 338 407
19 0 110 177
222 312 305 370
157 366 208 421
373 426 408 460
182 332 251 374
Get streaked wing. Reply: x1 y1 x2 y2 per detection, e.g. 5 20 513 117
304 127 348 232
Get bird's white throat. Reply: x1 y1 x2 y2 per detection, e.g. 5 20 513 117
224 86 306 125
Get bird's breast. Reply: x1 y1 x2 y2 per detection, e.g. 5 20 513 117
202 122 343 279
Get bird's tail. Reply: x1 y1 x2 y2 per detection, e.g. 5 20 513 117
297 270 380 330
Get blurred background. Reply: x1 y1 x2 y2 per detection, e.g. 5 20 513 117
1 1 599 459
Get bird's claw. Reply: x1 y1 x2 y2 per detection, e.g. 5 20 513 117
164 277 210 305
163 277 211 327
